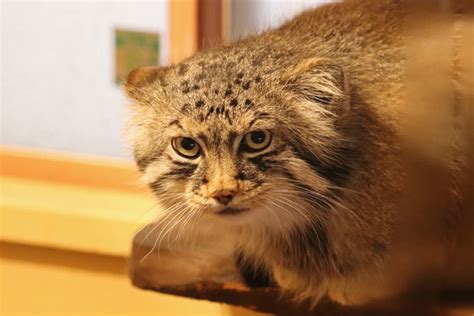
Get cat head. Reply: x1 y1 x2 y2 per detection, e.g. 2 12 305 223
125 49 354 232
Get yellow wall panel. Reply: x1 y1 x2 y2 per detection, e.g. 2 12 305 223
1 176 155 257
0 242 240 316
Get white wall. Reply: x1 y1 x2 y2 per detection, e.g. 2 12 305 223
231 0 334 40
1 1 168 158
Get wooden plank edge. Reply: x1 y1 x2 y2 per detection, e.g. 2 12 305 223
0 145 146 193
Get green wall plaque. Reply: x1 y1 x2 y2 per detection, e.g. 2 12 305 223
115 29 159 84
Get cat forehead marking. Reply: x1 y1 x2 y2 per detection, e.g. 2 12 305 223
173 60 265 120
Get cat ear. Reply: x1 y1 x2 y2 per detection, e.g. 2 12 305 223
125 66 166 100
282 59 349 115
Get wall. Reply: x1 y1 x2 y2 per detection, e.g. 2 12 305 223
1 1 169 158
230 0 334 40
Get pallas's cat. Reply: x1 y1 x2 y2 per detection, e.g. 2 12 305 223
125 0 473 306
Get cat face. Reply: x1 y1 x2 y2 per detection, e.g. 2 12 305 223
126 52 353 232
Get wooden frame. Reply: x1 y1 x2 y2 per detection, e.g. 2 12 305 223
169 0 198 64
169 0 229 63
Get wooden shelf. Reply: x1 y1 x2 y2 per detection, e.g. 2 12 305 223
129 225 474 315
129 224 310 315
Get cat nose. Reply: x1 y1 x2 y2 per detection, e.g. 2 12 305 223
211 189 235 205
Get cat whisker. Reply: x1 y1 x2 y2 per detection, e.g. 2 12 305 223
153 205 191 255
171 204 200 246
137 198 183 250
271 188 364 228
139 202 187 262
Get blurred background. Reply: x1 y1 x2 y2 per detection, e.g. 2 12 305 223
0 1 332 315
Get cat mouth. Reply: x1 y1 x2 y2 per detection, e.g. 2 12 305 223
215 207 249 216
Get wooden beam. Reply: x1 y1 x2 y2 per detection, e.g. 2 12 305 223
169 0 198 64
197 0 223 50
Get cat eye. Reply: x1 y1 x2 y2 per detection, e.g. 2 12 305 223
172 137 201 159
242 130 272 152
